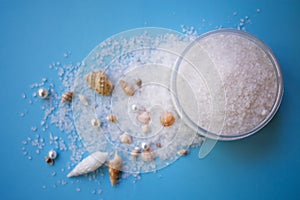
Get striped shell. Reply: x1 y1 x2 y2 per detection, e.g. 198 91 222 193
61 91 73 103
119 80 135 96
85 70 114 96
108 152 122 186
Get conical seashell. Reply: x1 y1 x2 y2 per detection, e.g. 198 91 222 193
78 94 89 106
160 111 175 127
119 80 135 96
177 149 189 156
67 151 108 178
108 152 122 186
106 115 117 122
119 132 132 144
85 70 114 96
137 111 151 125
61 91 74 103
142 148 155 162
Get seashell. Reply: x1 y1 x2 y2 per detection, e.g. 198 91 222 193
131 147 141 159
156 143 162 148
78 94 89 106
160 111 175 127
106 115 117 122
119 80 135 96
119 132 132 144
141 124 150 134
61 91 74 103
108 152 122 186
136 78 142 88
85 70 114 96
91 118 101 127
67 151 108 178
177 149 189 156
137 111 151 125
142 148 155 162
45 157 54 165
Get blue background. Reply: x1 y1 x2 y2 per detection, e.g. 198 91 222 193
1 0 300 200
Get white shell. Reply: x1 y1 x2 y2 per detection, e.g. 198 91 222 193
142 124 149 134
137 111 151 125
119 132 132 144
67 151 108 178
78 94 89 106
142 149 155 162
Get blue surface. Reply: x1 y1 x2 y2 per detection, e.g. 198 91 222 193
1 0 300 200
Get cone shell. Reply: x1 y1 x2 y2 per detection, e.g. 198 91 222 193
61 91 73 103
85 70 114 96
160 111 175 127
108 153 122 186
142 148 155 162
119 80 134 96
67 151 108 178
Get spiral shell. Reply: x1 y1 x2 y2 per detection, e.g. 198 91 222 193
119 132 132 144
160 111 175 127
119 80 135 96
61 91 73 103
108 152 122 186
85 70 114 96
177 149 189 156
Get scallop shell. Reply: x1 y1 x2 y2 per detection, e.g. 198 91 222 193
107 115 117 122
119 80 134 96
67 151 108 178
78 94 89 106
137 111 151 125
108 152 122 186
119 132 132 144
160 111 175 127
61 91 74 103
141 148 155 162
85 70 114 96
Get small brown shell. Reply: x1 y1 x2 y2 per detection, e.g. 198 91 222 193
119 132 132 144
85 70 114 96
137 111 151 125
108 153 122 186
119 80 135 96
45 157 54 165
177 149 189 156
136 79 142 88
61 91 73 103
107 115 117 122
141 148 155 162
160 111 175 127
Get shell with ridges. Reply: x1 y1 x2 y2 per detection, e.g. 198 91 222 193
119 80 135 96
67 151 108 178
160 111 175 127
108 152 122 186
61 91 74 103
85 70 114 96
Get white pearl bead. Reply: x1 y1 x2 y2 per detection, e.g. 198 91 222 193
38 88 48 99
91 118 101 127
48 150 57 159
141 142 149 150
131 104 138 112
